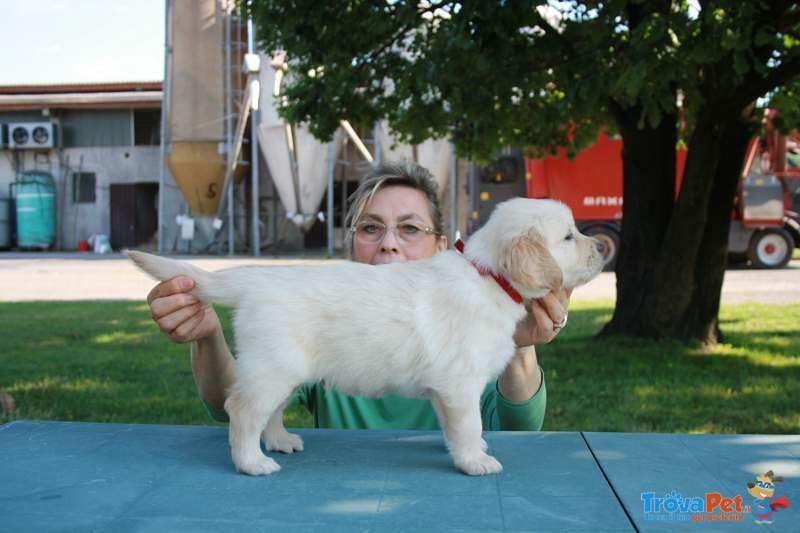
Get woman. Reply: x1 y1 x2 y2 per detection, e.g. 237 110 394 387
147 162 569 430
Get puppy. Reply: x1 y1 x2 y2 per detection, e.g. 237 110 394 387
129 198 603 476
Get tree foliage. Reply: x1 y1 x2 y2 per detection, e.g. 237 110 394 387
246 1 800 160
246 0 800 343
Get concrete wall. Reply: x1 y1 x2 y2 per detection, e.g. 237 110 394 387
0 143 470 255
0 146 187 251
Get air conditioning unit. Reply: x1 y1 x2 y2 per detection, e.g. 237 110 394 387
8 122 56 149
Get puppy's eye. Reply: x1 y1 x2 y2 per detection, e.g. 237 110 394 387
565 233 574 241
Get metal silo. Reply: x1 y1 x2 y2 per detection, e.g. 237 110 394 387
165 0 227 216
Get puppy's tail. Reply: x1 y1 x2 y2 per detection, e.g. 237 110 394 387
127 250 242 306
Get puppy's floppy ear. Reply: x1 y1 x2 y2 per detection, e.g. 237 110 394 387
498 228 563 292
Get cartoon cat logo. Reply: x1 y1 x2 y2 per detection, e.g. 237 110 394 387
747 470 791 524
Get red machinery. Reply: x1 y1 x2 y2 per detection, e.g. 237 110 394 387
523 134 800 269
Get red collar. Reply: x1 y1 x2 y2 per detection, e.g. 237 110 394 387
454 239 523 305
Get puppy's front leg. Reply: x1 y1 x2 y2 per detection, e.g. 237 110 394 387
433 389 502 476
431 395 488 453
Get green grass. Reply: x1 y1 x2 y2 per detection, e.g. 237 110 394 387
541 301 799 434
1 300 798 434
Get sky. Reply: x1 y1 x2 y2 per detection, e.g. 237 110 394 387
0 0 164 85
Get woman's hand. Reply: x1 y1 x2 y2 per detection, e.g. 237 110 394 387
147 276 221 343
512 287 572 347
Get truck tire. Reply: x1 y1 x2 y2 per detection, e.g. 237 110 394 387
747 228 793 269
583 225 620 271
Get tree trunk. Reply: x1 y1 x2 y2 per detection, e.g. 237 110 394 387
642 106 727 338
599 104 677 337
600 102 754 343
684 113 755 343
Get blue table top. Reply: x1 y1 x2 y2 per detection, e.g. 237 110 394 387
0 420 797 532
583 432 799 532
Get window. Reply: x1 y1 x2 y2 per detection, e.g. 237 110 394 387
134 110 161 146
73 172 96 203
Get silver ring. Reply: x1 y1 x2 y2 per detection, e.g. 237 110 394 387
553 311 568 330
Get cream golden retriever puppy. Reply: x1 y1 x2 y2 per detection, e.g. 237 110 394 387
128 198 603 476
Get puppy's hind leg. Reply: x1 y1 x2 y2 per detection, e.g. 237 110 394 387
225 374 296 476
430 395 450 450
433 386 502 476
261 392 304 454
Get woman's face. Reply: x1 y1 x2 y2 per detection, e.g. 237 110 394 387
351 185 448 265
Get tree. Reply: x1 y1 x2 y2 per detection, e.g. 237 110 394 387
246 0 800 344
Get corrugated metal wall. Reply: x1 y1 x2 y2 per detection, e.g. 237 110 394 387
61 110 132 147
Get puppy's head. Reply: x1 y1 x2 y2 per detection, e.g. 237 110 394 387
467 198 604 298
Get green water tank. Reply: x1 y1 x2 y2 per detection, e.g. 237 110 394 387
15 172 56 250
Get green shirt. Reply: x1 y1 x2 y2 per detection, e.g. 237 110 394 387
202 368 546 431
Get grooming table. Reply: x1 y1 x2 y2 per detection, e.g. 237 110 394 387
0 421 797 531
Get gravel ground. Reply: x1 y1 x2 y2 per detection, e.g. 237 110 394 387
1 252 798 304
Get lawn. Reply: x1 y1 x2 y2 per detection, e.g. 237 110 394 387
1 300 797 434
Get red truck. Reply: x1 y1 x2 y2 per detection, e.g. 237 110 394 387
468 133 800 270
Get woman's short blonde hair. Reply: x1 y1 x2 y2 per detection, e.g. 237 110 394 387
344 161 444 256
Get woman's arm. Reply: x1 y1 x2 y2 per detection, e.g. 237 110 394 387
190 323 235 411
148 276 234 412
497 345 541 401
498 289 570 402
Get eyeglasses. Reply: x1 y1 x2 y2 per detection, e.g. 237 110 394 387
351 220 438 244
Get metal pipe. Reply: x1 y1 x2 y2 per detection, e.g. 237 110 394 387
247 117 260 255
157 0 171 254
285 122 302 222
230 88 253 170
214 79 254 221
248 19 260 256
467 162 475 237
224 10 234 255
326 141 334 257
373 122 381 166
340 137 349 231
742 138 759 176
449 153 457 244
340 120 373 162
271 172 278 257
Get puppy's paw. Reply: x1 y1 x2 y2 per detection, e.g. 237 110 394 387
235 455 281 476
455 452 503 476
480 437 489 452
262 430 304 454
